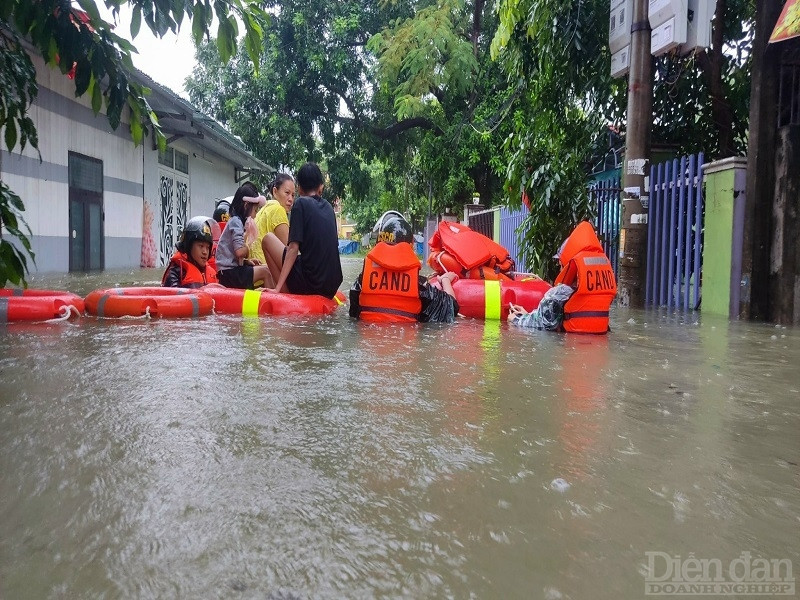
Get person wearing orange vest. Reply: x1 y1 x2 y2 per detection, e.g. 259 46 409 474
509 221 616 333
350 215 459 322
161 216 219 288
553 220 616 333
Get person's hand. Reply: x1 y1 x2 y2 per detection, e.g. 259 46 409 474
508 303 528 320
440 271 459 284
263 287 279 294
247 258 262 266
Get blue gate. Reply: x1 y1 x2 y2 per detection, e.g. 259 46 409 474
589 177 622 277
499 206 529 270
646 153 705 310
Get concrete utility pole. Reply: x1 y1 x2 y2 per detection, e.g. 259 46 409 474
617 0 653 308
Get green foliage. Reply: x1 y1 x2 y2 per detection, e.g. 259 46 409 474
0 0 266 286
0 182 34 287
187 0 509 227
492 0 618 278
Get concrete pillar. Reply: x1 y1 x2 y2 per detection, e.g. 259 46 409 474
701 157 747 319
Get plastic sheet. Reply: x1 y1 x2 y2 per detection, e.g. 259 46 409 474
510 284 574 330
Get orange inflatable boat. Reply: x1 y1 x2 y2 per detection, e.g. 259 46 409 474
84 287 214 318
0 289 84 322
201 284 346 316
430 275 551 320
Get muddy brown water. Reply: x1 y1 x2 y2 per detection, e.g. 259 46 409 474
1 257 798 599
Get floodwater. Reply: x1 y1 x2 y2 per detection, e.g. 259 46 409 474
1 257 798 599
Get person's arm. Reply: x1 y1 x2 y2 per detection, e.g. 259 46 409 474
439 271 458 298
162 262 182 288
348 270 364 318
268 241 299 293
418 275 459 323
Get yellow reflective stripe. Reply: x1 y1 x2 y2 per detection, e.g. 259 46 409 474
334 294 344 305
484 280 501 320
242 289 262 316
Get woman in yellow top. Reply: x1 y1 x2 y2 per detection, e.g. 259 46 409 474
249 173 296 264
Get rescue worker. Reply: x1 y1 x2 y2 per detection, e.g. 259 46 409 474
161 216 219 288
509 221 615 333
553 220 616 333
350 214 460 323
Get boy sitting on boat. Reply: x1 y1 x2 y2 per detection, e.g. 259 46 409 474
161 216 219 288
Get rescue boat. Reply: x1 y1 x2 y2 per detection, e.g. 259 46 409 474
431 275 551 320
201 284 346 316
84 287 214 318
0 289 84 322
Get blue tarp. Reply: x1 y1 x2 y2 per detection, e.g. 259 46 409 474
338 239 360 254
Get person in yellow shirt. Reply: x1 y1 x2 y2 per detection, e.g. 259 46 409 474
249 173 296 264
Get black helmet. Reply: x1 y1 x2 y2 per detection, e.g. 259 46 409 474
177 216 215 253
373 210 405 233
213 198 231 223
377 215 413 245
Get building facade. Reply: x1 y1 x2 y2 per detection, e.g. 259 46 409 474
1 50 271 274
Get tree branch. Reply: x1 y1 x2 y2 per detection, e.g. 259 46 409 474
311 111 444 138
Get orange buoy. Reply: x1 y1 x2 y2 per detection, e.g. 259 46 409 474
84 287 213 318
0 289 84 322
201 284 345 316
431 276 551 320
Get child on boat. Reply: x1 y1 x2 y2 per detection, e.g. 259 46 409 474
214 182 275 290
261 163 343 299
161 216 219 288
349 213 460 323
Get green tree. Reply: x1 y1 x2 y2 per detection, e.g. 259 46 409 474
186 0 512 223
492 0 621 278
0 0 267 286
492 0 753 279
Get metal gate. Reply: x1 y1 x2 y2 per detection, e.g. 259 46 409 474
589 177 622 277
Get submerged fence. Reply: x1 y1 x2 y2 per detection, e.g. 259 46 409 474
646 153 705 311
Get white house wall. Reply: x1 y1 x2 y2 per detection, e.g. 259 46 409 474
1 53 143 272
1 53 246 274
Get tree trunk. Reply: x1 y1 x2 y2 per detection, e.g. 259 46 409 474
741 0 783 321
769 125 800 324
697 0 736 157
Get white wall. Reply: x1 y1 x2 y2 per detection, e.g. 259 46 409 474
2 53 247 273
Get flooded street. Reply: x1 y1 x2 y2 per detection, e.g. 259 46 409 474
1 257 798 599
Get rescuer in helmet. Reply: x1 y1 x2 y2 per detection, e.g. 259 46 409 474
161 216 219 288
350 214 459 323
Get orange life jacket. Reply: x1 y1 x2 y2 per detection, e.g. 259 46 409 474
359 242 422 322
162 252 218 288
428 221 514 277
554 221 616 333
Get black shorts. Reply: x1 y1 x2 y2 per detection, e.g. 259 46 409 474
282 248 315 295
218 265 254 289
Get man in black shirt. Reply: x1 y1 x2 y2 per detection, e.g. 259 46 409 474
262 163 343 299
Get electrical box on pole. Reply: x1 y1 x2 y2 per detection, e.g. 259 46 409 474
610 0 634 52
611 46 631 77
648 0 688 55
609 0 634 77
681 0 715 55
